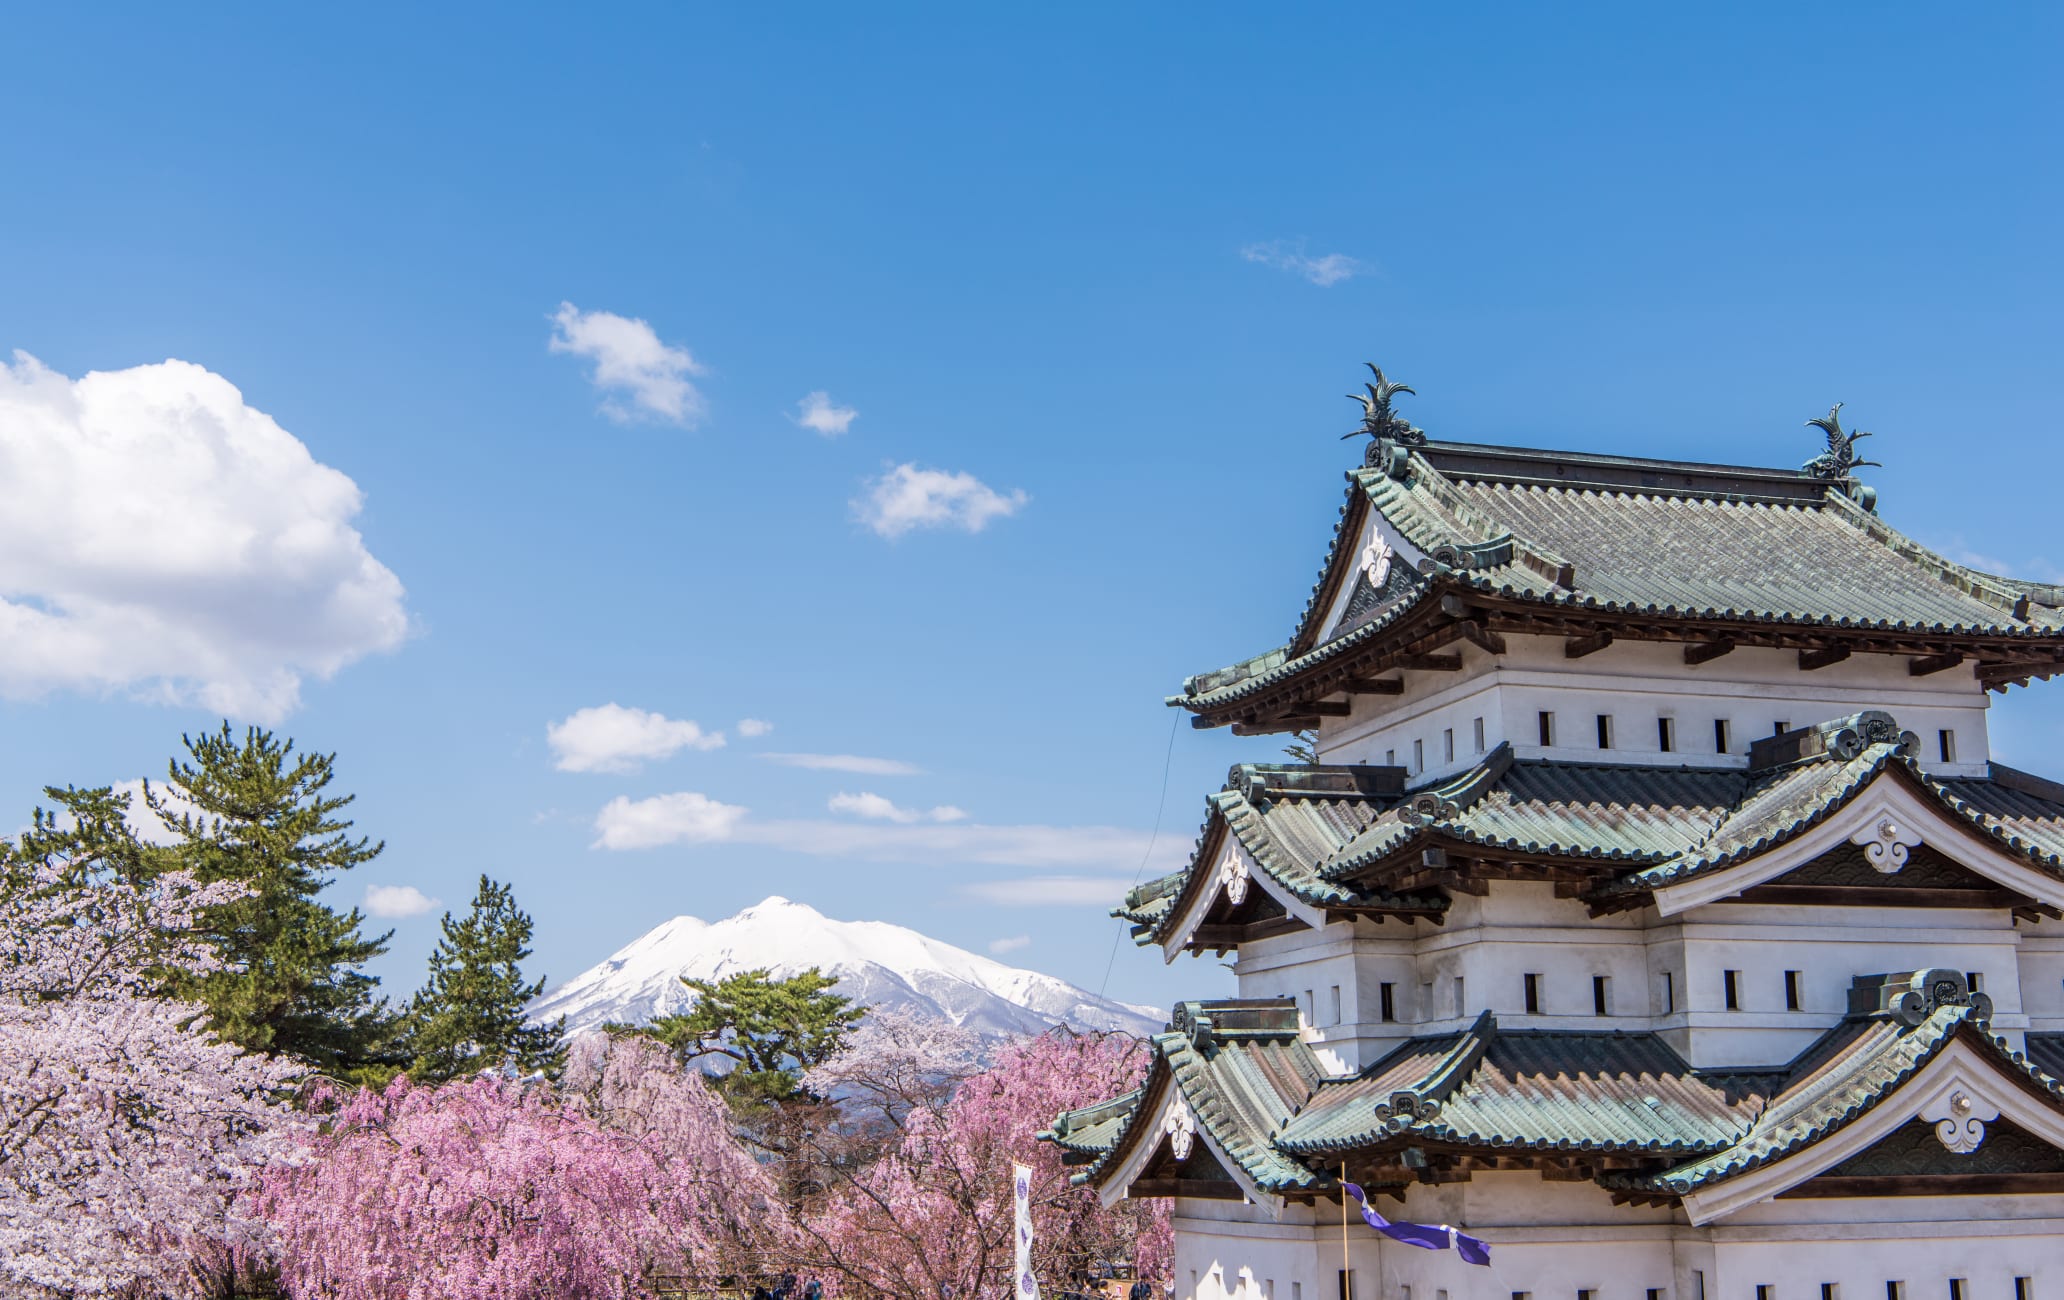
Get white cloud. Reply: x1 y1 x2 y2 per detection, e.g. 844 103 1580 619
548 302 705 425
591 791 1175 872
853 464 1028 539
547 703 724 773
759 752 922 776
593 791 749 849
988 935 1032 955
108 778 198 847
792 391 857 437
1239 240 1363 287
364 884 441 919
962 876 1137 906
828 791 968 824
0 352 408 721
737 718 773 739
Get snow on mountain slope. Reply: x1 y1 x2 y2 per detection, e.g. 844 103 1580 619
530 896 1164 1040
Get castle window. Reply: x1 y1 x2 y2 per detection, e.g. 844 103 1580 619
1774 719 1790 735
1301 990 1313 1024
1329 985 1342 1025
1658 716 1674 752
1662 970 1675 1014
1413 739 1424 772
1379 982 1396 1022
1386 749 1396 767
1579 1292 1595 1300
1939 729 1957 762
1967 971 1983 993
1724 969 1741 1010
2014 1279 2031 1300
1593 974 1611 1015
1823 1288 1839 1300
1539 711 1555 746
1785 970 1802 1011
1420 981 1434 1020
1523 973 1542 1014
1757 1286 1773 1300
1596 714 1613 748
1714 718 1731 754
1452 976 1465 1017
1950 1281 1966 1300
1444 728 1455 763
1474 716 1486 752
1338 1269 1353 1300
1650 1291 1667 1300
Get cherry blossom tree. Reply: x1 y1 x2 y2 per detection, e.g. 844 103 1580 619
0 850 303 1298
798 1029 1170 1300
259 1034 786 1300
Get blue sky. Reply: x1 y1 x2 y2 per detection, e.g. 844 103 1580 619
0 6 2059 1014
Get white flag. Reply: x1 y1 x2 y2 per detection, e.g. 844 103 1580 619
1012 1160 1040 1300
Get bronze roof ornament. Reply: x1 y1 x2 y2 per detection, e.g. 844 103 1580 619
1803 403 1881 480
1343 363 1426 453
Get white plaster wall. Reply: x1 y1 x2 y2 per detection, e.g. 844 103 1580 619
1166 1184 2061 1300
1234 891 2031 1071
1314 635 1992 784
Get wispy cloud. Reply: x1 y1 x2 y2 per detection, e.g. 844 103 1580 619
828 791 967 824
853 464 1028 539
593 791 749 850
1239 240 1363 287
548 704 724 773
792 391 858 437
590 790 1175 871
365 884 442 919
988 935 1032 955
548 302 706 425
737 718 774 739
760 752 922 776
962 877 1136 906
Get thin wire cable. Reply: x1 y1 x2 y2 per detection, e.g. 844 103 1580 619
1097 709 1181 999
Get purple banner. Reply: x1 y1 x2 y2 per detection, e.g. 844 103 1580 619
1342 1182 1491 1267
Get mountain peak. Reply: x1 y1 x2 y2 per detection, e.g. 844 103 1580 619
531 897 1160 1041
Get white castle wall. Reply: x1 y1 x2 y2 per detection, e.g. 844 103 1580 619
1231 887 2033 1070
1311 635 1992 783
1167 1185 2061 1300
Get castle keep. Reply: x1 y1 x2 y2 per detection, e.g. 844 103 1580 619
1045 372 2064 1298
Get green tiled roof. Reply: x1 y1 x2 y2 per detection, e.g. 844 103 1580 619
1177 442 2064 716
1043 983 2064 1207
1131 716 2064 952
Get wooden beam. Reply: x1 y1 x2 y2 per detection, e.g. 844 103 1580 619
1128 1178 1246 1201
1564 631 1614 660
1344 675 1405 695
1455 620 1506 655
1230 719 1315 736
1909 652 1966 677
1399 653 1462 672
1684 639 1734 666
1799 645 1853 671
1295 700 1352 717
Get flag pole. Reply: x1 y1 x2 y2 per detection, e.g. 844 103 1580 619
1340 1161 1351 1300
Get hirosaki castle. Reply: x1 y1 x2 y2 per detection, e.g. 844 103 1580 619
1045 371 2064 1299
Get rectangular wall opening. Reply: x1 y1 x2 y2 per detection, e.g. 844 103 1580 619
1658 717 1675 752
1724 969 1742 1010
1886 1283 1902 1300
1444 728 1455 763
1714 718 1731 754
1950 1281 1966 1300
1329 985 1342 1025
2014 1278 2032 1300
1822 1287 1840 1300
1662 970 1675 1014
1940 729 1957 762
1413 738 1424 772
1379 982 1396 1022
1596 713 1613 748
1452 976 1465 1017
1474 716 1486 753
1539 711 1554 746
1338 1269 1352 1300
1523 972 1542 1015
1593 974 1611 1015
1775 719 1790 735
1785 970 1802 1011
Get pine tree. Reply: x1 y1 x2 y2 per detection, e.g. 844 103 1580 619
641 967 866 1104
404 874 565 1082
146 723 396 1075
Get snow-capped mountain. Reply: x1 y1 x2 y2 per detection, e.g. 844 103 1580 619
530 896 1164 1040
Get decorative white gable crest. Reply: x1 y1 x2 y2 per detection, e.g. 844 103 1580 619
1922 1088 1999 1154
1218 851 1250 906
1852 812 1924 873
1359 534 1394 588
1162 1092 1197 1162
